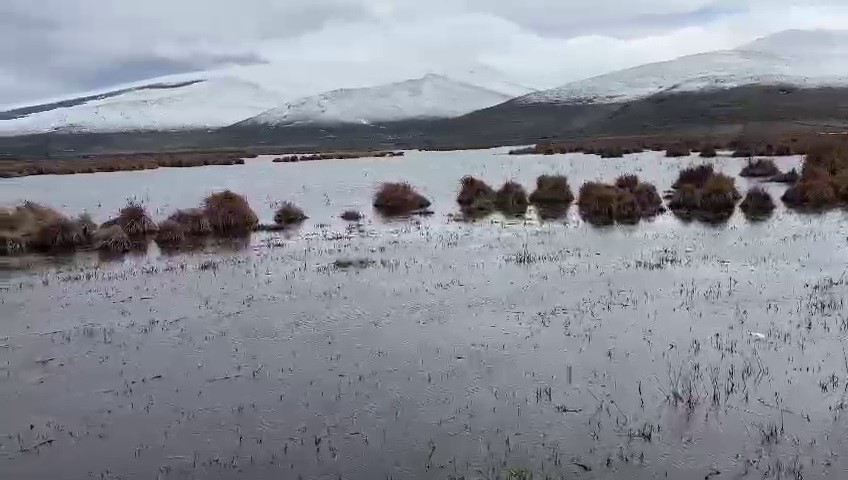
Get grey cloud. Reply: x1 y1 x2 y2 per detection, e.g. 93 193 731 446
1 0 847 104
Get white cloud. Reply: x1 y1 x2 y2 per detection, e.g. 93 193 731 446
2 0 848 104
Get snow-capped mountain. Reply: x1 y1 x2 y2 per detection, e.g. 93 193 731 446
242 74 512 127
518 29 848 106
0 64 532 136
0 77 291 135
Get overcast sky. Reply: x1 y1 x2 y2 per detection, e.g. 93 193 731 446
2 0 848 105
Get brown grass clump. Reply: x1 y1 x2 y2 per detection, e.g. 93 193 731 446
168 208 212 236
668 184 701 214
613 174 664 217
495 181 529 215
740 187 775 219
104 201 158 237
274 202 307 226
92 225 131 252
202 190 259 234
832 170 848 201
77 213 97 239
698 173 740 216
373 182 431 215
779 142 848 210
0 202 68 254
13 202 64 230
599 147 624 158
155 220 186 247
0 208 23 255
631 182 664 216
529 175 574 205
782 179 837 209
669 171 739 221
457 176 496 212
769 168 800 184
699 145 717 158
32 218 86 251
614 175 639 191
665 145 690 158
803 142 848 175
731 147 755 158
673 164 715 189
740 158 780 178
577 182 642 225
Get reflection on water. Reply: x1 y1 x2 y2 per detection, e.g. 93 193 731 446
6 149 848 480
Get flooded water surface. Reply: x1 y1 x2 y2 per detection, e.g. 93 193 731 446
3 149 848 479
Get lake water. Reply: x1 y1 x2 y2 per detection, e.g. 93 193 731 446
2 149 848 479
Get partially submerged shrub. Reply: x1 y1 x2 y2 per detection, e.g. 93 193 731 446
32 218 86 251
614 175 639 191
732 147 754 158
769 168 800 184
77 213 97 239
698 173 740 219
668 184 701 214
774 144 792 156
92 225 131 252
740 158 780 178
833 170 848 201
203 190 259 234
673 164 715 189
274 202 307 226
577 182 642 225
599 147 624 159
155 220 186 247
611 174 664 217
669 171 739 221
740 187 776 219
340 210 363 221
17 201 64 226
495 181 529 215
104 202 158 237
0 232 25 255
529 175 574 205
631 182 664 216
168 208 212 236
665 145 690 158
457 176 496 212
699 145 717 158
0 202 77 253
782 178 838 210
373 182 431 215
804 142 848 175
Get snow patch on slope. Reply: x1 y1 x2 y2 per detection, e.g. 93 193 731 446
244 74 512 126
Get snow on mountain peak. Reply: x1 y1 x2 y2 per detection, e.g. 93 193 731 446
741 29 848 57
517 29 848 106
242 74 512 126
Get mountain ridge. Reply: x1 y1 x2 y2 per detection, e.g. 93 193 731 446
238 74 512 127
